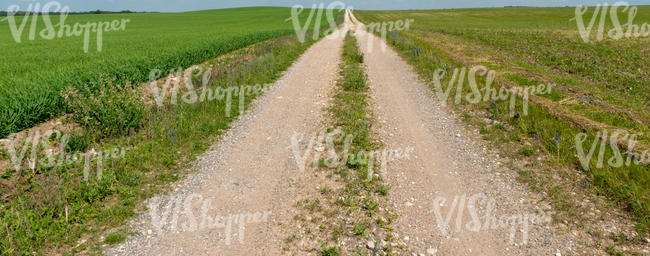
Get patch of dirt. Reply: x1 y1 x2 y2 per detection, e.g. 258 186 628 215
0 115 79 173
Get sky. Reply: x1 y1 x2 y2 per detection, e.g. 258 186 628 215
2 0 650 12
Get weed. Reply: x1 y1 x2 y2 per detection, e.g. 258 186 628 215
62 76 146 139
104 231 127 245
321 246 341 256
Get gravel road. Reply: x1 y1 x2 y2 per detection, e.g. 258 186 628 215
349 11 577 256
106 10 578 256
105 16 351 256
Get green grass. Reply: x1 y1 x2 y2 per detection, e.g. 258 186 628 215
331 31 373 160
288 30 399 255
355 6 650 240
0 27 328 254
309 30 399 254
320 246 341 256
0 7 329 138
103 231 127 245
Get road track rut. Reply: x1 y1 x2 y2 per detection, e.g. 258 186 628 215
350 11 575 256
107 15 352 256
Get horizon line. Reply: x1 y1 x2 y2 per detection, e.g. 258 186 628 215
3 4 650 14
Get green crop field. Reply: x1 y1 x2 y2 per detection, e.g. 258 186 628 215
0 7 324 138
356 6 650 238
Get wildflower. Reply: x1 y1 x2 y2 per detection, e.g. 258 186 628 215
555 132 561 160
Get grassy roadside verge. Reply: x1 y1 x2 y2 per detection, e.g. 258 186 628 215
285 31 403 256
0 31 326 255
355 11 649 255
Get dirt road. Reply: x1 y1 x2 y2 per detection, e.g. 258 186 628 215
108 10 577 256
106 15 351 256
350 11 576 256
